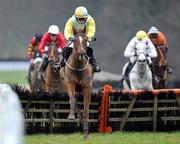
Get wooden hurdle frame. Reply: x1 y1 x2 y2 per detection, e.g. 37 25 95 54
12 84 180 134
98 85 180 133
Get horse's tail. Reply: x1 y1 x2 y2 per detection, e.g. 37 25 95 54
0 84 24 144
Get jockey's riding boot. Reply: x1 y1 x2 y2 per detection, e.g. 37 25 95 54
58 53 64 68
91 57 101 73
119 62 133 88
149 63 158 85
124 62 133 78
87 47 101 73
38 55 48 80
61 47 73 67
66 47 73 60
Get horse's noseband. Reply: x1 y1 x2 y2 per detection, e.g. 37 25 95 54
138 59 146 63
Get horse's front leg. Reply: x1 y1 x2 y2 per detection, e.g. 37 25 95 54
83 86 92 140
67 82 76 120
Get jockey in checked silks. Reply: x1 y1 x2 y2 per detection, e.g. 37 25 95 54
120 30 158 85
27 33 43 63
62 6 101 73
27 33 43 80
38 25 66 80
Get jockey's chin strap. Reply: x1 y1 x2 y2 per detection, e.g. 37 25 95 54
66 57 90 71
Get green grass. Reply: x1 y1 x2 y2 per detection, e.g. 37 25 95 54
25 131 180 144
0 70 28 84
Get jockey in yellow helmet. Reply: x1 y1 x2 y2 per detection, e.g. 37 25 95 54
63 6 101 72
121 30 157 84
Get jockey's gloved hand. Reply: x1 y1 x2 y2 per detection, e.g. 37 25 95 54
42 53 48 59
69 36 75 42
57 48 62 54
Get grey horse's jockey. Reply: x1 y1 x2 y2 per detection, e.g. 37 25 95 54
122 30 157 83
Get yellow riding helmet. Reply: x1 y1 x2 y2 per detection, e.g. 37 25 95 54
136 30 147 40
75 6 88 18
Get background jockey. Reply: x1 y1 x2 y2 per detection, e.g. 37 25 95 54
122 30 157 83
148 26 168 51
148 26 168 68
63 6 101 73
27 33 43 63
38 25 66 80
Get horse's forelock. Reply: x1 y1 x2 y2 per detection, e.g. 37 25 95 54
48 42 59 60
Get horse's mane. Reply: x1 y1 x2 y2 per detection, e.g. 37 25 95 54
75 29 88 39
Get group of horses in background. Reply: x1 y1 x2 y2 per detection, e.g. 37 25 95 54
121 43 173 90
27 29 172 139
28 30 93 140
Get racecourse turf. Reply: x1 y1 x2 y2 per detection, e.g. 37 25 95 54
25 131 180 144
0 70 28 84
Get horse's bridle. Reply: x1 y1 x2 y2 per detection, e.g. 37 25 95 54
66 49 90 71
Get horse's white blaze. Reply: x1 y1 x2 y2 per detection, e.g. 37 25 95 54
0 84 24 144
79 36 83 45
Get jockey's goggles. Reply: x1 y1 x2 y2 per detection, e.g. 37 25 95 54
76 17 87 23
50 33 57 37
149 33 158 39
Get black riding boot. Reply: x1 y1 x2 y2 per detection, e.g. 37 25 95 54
87 47 101 73
91 57 101 72
61 47 73 67
119 62 133 85
124 62 134 78
52 53 64 71
149 63 158 85
38 55 48 80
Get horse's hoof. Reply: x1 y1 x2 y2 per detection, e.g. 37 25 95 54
68 113 75 120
